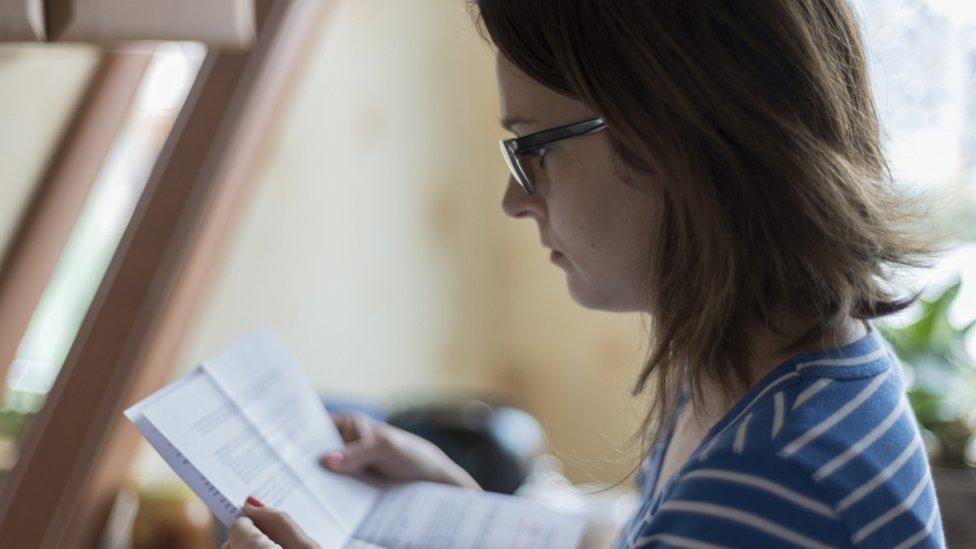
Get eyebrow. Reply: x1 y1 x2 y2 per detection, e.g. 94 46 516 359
500 116 536 131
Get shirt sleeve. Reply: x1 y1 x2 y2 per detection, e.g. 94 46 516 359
629 450 853 548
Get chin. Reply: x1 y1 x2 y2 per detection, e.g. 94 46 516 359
565 275 632 312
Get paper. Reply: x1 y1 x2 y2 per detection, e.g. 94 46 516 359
353 482 588 549
199 331 379 531
126 329 585 548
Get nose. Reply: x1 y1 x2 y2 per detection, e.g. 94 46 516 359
501 176 544 219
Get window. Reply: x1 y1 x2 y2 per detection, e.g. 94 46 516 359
0 42 204 482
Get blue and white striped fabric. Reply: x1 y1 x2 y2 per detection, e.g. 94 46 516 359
619 321 946 548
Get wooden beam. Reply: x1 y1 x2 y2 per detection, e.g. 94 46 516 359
45 0 256 49
0 50 151 388
0 0 338 546
0 0 46 41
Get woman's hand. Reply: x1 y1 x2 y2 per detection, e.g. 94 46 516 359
224 415 477 548
224 499 319 549
319 412 480 490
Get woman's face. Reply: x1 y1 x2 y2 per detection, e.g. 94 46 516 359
496 55 661 312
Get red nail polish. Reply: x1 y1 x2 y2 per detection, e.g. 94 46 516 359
245 495 264 507
321 451 342 462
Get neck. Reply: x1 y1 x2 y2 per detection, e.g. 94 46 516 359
691 315 868 428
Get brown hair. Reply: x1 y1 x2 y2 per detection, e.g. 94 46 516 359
470 1 942 458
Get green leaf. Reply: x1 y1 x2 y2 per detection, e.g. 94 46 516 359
883 277 976 441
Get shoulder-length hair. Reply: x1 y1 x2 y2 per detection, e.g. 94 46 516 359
471 0 941 457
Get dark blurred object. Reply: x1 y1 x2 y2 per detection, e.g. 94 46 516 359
387 398 546 494
323 396 388 423
932 466 976 548
101 482 214 549
131 483 214 549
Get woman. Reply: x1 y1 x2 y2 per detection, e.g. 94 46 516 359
228 1 948 547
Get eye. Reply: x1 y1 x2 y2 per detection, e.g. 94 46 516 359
530 148 547 166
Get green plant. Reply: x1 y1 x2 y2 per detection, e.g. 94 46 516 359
881 280 976 468
0 407 30 443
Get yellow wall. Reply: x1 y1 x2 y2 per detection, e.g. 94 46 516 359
179 0 645 483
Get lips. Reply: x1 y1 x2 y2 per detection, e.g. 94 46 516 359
541 236 564 263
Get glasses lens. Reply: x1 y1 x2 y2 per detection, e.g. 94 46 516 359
499 141 534 195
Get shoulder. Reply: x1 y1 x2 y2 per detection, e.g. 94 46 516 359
695 326 901 463
626 326 946 547
629 449 851 547
631 442 942 548
768 347 943 547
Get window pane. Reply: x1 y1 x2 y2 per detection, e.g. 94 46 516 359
0 42 206 482
0 44 99 259
856 0 976 337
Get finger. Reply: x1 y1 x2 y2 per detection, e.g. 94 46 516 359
318 450 347 472
323 428 387 474
245 503 317 549
331 412 369 443
228 517 278 548
330 413 353 440
322 415 381 473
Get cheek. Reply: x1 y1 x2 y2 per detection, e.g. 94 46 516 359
545 185 609 259
550 168 657 279
552 165 654 247
543 139 662 310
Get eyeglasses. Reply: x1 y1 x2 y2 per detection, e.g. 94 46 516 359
499 116 607 196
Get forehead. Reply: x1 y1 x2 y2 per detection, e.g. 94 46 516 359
495 55 590 128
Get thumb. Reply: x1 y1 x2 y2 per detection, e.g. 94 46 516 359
319 437 380 474
244 502 317 549
228 517 278 548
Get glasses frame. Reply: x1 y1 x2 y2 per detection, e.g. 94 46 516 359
499 116 607 196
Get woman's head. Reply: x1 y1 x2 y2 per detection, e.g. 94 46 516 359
473 0 939 449
497 56 663 311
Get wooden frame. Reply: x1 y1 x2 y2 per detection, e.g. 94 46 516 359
0 0 337 546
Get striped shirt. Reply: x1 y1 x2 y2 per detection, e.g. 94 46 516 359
619 321 946 548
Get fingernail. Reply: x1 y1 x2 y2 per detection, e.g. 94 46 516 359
322 451 345 468
245 495 264 508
